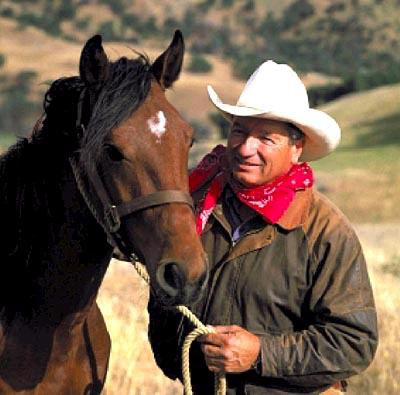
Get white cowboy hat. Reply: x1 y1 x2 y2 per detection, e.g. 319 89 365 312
207 60 341 161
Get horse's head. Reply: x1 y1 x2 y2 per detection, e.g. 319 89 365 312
76 32 208 306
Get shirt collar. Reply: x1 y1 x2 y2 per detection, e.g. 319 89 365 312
222 186 312 231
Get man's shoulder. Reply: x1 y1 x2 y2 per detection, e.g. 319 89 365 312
305 188 359 242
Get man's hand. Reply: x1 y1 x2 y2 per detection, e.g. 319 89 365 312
198 325 261 373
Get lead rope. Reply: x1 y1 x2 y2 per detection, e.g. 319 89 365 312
70 157 115 247
131 260 227 395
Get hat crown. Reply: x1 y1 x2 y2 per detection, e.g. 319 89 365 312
207 59 341 161
237 61 309 112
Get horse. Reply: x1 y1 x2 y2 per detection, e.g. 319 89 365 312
0 31 208 394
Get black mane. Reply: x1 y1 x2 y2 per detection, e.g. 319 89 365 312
0 54 152 279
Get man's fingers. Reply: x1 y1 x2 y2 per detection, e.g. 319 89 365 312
197 333 225 346
213 325 241 334
203 354 226 373
201 343 223 357
207 362 224 373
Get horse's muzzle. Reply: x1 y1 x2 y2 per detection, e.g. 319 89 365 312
155 258 209 306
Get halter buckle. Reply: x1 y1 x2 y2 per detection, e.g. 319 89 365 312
105 205 121 233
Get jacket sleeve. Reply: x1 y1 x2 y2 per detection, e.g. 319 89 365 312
147 294 186 381
257 223 378 389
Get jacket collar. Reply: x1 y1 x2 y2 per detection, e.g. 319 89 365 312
211 186 313 231
195 182 313 234
202 188 312 263
276 188 312 230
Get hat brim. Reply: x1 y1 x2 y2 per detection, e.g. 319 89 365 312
207 85 341 162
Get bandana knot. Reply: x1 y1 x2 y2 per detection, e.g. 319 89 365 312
189 145 314 234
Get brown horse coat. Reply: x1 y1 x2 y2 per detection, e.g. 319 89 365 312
0 31 207 394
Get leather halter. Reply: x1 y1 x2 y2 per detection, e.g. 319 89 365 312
70 87 194 259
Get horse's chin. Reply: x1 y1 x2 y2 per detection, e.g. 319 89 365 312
152 275 208 308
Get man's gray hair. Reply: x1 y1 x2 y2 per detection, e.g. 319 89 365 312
286 123 305 145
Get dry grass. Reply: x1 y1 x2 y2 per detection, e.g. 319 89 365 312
97 262 183 395
97 224 400 395
346 225 400 394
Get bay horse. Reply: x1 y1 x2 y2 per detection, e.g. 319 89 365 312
0 31 208 394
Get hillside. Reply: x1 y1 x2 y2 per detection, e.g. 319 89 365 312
311 83 400 223
1 0 400 139
1 0 400 80
0 16 335 137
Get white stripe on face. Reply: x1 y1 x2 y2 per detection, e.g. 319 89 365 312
147 110 167 142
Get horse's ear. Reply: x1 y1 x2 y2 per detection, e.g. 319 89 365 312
79 34 110 88
151 30 184 89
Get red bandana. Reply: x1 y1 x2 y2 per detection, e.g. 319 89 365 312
189 145 314 234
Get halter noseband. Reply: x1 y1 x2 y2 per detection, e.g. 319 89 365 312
70 88 194 260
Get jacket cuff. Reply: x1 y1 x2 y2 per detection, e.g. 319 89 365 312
251 348 262 374
258 334 281 377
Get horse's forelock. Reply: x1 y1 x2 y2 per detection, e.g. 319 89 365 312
80 55 152 168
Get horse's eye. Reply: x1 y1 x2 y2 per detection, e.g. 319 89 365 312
105 144 124 162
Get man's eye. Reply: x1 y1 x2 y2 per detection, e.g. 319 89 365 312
261 136 276 144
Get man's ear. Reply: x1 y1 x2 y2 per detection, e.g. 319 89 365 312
150 30 184 89
291 141 304 164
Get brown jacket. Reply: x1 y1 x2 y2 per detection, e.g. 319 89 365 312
148 186 378 394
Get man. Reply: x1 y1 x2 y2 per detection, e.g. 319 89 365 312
148 61 378 394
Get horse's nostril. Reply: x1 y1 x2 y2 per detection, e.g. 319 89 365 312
156 261 185 298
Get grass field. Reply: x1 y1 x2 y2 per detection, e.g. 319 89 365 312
313 145 400 223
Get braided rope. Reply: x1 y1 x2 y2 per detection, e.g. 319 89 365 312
133 261 226 395
132 260 150 283
69 157 116 247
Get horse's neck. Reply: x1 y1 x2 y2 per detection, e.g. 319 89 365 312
37 174 113 323
1 165 114 327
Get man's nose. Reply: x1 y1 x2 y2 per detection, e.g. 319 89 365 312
239 135 259 156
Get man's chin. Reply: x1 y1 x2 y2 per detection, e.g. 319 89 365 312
232 172 260 188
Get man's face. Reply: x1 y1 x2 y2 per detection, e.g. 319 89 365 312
226 117 304 187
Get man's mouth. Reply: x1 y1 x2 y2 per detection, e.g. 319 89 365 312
234 157 261 167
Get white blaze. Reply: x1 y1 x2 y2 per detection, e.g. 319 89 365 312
147 110 167 141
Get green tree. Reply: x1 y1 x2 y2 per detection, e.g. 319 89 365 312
280 0 315 31
0 70 41 136
75 16 91 32
0 54 5 69
188 55 212 73
99 21 119 40
209 112 230 139
221 0 234 7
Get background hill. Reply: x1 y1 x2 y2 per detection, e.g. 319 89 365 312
1 0 400 137
2 0 400 81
